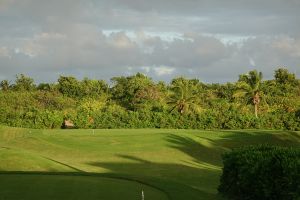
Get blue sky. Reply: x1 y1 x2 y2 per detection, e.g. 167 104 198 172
0 0 299 83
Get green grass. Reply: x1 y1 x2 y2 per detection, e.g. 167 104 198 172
0 126 299 199
0 173 167 200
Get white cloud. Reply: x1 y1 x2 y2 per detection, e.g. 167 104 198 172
141 66 150 73
249 57 256 66
153 66 175 76
271 36 300 58
109 32 136 49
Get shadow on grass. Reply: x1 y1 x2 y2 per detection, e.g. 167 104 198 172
1 130 298 200
87 155 222 200
0 171 170 200
42 156 85 172
85 131 300 200
0 153 223 199
214 130 300 149
165 134 224 167
85 133 234 199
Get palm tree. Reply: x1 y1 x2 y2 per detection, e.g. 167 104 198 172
233 70 263 118
168 78 201 114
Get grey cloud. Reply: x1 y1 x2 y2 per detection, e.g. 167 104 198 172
0 0 299 83
93 0 300 35
2 0 300 35
147 33 230 68
100 0 300 15
1 28 300 83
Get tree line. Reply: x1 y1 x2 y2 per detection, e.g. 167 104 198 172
0 68 299 130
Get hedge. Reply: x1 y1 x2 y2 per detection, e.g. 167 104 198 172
218 145 300 200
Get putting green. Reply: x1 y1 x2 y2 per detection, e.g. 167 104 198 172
0 174 168 200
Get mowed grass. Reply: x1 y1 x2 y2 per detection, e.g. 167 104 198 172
0 174 167 200
0 126 299 200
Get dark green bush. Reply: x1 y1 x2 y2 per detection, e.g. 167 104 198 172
218 145 300 200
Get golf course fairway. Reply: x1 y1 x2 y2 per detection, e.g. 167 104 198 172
0 126 299 199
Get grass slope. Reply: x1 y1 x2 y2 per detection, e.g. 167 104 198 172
0 126 299 200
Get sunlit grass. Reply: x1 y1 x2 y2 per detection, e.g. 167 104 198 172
0 126 299 199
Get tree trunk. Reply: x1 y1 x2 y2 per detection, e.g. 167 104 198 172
254 103 258 118
178 104 184 114
253 92 260 118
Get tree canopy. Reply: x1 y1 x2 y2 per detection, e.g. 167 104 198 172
0 68 299 130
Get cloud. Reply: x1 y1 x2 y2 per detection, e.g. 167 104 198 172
153 66 175 76
0 46 11 58
0 29 299 83
2 0 300 35
0 0 299 83
249 58 256 67
140 66 150 73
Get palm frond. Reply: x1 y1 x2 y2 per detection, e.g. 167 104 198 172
233 90 249 98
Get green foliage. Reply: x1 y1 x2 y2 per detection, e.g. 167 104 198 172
58 76 108 98
0 80 10 91
13 74 36 91
81 78 108 98
0 68 299 129
168 77 202 114
58 76 82 98
275 68 297 85
234 70 264 118
218 145 300 200
111 73 158 110
35 110 63 129
36 83 58 92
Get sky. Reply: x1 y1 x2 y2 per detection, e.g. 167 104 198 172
0 0 299 83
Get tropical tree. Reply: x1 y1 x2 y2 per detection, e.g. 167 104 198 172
168 77 201 114
111 73 156 110
58 76 82 98
81 78 108 98
233 70 263 118
274 68 296 85
0 80 10 91
13 74 36 91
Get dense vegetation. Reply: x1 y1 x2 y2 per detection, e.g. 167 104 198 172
218 145 300 200
1 127 299 199
0 68 299 130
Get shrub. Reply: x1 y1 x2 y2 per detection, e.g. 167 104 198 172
218 145 300 200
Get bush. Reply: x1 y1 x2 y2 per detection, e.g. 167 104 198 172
218 145 300 200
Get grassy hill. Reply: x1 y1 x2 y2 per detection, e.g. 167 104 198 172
0 126 299 199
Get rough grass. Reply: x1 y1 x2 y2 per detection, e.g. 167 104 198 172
0 126 299 200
